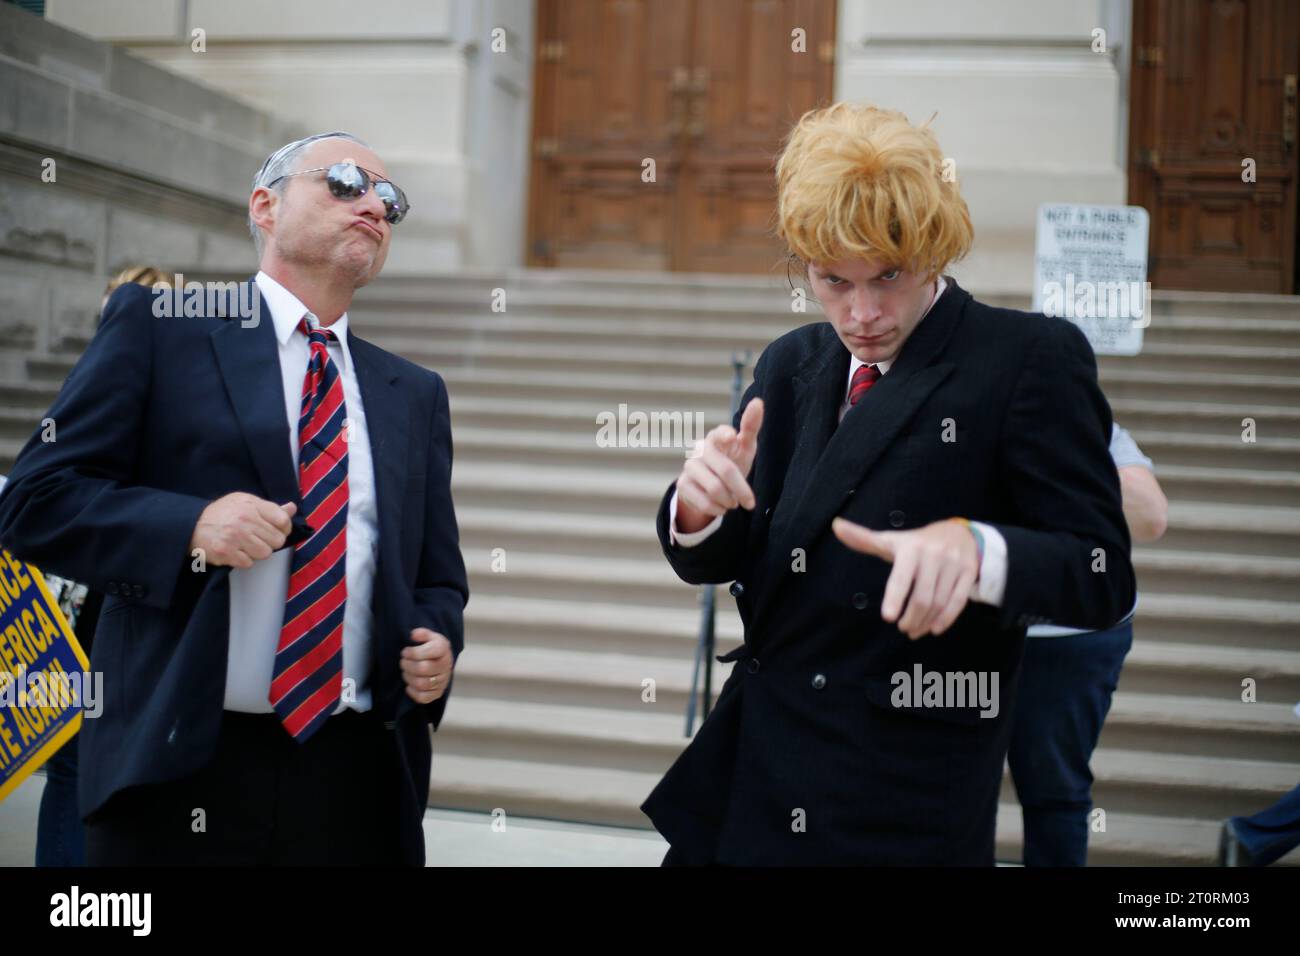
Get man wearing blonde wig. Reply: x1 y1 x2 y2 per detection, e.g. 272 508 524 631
645 103 1135 865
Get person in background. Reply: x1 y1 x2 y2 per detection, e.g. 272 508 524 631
23 266 171 866
1220 780 1300 866
1007 422 1168 866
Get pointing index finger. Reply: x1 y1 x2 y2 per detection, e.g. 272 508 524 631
736 398 764 450
832 517 895 561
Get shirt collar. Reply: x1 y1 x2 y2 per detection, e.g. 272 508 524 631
845 275 948 390
254 270 352 373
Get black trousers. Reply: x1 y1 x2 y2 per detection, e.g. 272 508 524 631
86 708 405 866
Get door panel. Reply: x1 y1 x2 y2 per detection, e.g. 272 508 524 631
527 0 836 273
676 0 836 272
1129 0 1299 293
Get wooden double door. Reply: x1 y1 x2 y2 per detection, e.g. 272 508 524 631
525 0 836 273
1129 0 1300 293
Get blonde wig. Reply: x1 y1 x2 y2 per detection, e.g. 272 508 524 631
776 103 973 279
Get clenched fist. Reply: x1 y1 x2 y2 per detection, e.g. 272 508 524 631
401 628 454 704
675 398 764 534
189 492 297 569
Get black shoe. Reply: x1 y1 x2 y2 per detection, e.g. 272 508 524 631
1217 819 1254 866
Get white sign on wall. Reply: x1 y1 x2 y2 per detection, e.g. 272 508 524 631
1032 203 1150 356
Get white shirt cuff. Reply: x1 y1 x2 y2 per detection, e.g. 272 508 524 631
968 521 1008 606
668 490 723 548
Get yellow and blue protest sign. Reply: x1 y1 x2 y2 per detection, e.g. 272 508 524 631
0 549 90 803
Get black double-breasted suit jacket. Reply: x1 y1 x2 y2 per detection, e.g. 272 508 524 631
644 278 1135 865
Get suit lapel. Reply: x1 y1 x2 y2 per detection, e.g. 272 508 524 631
347 332 408 571
208 282 412 524
754 280 969 622
209 282 300 505
764 338 849 551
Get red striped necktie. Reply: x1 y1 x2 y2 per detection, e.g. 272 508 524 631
848 363 882 406
269 315 349 741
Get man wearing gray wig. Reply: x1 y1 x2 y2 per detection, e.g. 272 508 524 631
0 131 467 866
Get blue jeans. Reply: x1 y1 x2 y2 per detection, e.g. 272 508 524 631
35 734 85 867
1007 622 1133 866
1229 783 1300 866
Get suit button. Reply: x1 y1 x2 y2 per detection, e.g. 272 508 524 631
852 592 869 610
747 658 761 674
106 581 119 595
384 720 396 731
811 673 827 690
729 581 745 598
889 509 906 528
132 584 145 598
763 506 773 518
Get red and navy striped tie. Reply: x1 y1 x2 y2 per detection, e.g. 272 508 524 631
270 315 349 741
848 363 881 405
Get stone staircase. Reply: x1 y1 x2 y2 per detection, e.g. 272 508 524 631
2 268 1298 865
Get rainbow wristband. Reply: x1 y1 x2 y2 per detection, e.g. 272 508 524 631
951 517 985 565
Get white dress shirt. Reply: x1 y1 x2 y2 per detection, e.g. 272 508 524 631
669 275 1009 606
222 271 380 713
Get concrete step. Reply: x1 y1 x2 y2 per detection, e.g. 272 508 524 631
452 461 666 517
1098 366 1300 406
1132 547 1300 603
366 335 770 378
994 803 1300 866
1000 748 1300 822
1097 693 1300 762
1143 289 1300 323
428 752 664 831
1112 398 1300 441
463 593 742 660
1118 641 1300 703
1151 463 1300 508
0 382 60 411
1137 313 1300 348
464 548 694 610
1131 592 1300 651
1157 502 1300 559
1135 432 1300 472
453 643 734 714
0 406 44 443
457 505 665 563
1097 343 1300 378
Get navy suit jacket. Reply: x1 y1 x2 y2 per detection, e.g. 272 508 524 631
0 278 468 865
